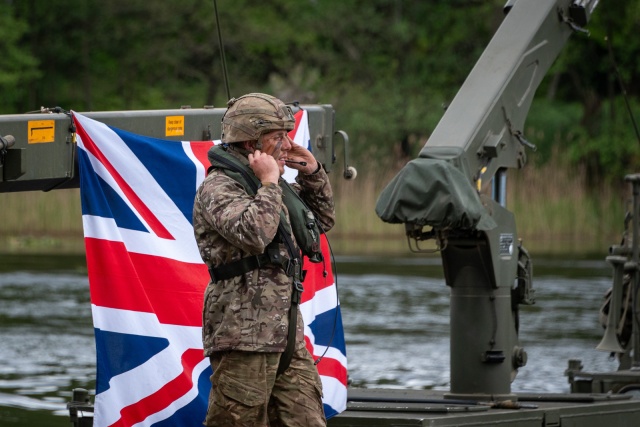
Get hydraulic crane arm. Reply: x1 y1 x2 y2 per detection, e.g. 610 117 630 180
378 0 597 232
376 0 598 401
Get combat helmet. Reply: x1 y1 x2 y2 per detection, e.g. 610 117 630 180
221 93 295 144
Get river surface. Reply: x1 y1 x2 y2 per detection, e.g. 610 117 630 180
0 253 621 425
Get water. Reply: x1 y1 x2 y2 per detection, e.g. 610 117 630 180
0 255 94 426
339 257 619 393
0 254 621 424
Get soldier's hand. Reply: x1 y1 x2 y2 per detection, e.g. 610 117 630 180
248 150 280 184
287 141 320 175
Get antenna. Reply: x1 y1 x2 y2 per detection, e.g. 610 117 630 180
213 0 231 101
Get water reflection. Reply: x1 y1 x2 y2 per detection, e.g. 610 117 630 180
338 257 619 393
0 267 94 426
0 254 622 424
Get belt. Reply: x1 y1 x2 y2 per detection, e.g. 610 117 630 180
208 249 301 283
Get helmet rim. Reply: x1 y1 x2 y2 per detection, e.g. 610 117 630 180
221 93 295 143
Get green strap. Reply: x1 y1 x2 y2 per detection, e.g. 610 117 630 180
277 273 303 377
208 239 294 282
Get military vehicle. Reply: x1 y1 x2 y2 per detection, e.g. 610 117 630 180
3 0 640 426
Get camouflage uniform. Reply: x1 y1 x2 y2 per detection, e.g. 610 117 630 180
204 347 326 426
193 147 335 426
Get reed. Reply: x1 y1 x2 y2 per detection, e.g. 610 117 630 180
508 161 626 255
330 155 627 257
329 161 412 255
0 189 85 253
0 160 629 256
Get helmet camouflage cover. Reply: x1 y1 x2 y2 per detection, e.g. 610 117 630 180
221 93 295 143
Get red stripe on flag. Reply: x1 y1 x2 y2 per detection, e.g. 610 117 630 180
188 141 214 172
86 238 208 326
108 348 203 427
304 337 347 387
301 236 334 304
289 110 304 140
315 356 348 387
74 116 174 240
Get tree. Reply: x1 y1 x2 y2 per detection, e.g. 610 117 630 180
0 2 40 112
2 0 638 183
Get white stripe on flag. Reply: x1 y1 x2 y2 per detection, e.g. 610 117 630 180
320 375 348 413
76 114 201 261
132 358 210 427
300 284 339 320
83 214 203 263
92 305 204 426
181 141 208 191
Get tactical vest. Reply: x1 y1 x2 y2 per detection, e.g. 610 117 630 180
206 144 323 376
206 145 323 277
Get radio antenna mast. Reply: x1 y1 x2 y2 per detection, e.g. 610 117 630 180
213 0 231 100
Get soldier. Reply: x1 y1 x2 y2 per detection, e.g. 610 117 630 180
193 93 335 426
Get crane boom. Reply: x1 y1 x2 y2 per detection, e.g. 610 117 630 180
376 0 598 400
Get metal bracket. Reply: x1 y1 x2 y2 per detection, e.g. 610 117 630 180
334 130 357 180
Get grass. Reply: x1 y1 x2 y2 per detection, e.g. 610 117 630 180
330 157 627 257
0 189 85 253
0 159 630 257
507 161 626 256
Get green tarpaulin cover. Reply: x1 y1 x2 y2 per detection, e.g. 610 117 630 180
375 158 496 231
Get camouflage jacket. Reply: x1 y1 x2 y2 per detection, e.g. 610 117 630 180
193 149 335 355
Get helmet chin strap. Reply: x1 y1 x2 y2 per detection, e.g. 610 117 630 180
229 139 260 157
255 134 264 150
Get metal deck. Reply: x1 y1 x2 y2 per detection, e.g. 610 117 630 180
328 388 640 426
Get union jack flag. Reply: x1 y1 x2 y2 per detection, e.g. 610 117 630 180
74 109 347 426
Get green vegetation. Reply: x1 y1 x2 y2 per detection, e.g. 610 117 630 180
0 1 639 255
0 161 630 257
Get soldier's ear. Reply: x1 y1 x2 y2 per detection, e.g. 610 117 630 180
239 141 255 151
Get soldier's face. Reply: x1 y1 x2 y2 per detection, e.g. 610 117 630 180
261 130 292 175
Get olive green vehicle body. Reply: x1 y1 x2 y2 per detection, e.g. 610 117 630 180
5 0 640 426
0 104 342 193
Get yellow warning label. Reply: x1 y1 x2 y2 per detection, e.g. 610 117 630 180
166 116 185 137
27 120 55 144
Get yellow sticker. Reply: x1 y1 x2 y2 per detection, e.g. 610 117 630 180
27 120 55 144
166 116 185 137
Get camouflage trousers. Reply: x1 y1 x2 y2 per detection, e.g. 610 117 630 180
204 346 326 427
